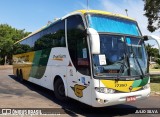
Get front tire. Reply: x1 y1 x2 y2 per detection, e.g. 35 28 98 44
54 78 66 101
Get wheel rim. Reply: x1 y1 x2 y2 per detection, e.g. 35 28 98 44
58 84 65 96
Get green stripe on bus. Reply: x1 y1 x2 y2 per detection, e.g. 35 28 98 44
30 48 51 79
132 77 149 88
30 50 42 78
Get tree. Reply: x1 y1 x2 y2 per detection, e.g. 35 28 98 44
143 0 160 32
145 44 159 58
145 43 160 71
145 43 160 62
0 24 31 65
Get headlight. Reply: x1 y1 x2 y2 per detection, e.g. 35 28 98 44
95 87 115 94
143 84 150 89
107 88 115 93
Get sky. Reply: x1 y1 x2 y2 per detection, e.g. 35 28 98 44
0 0 159 39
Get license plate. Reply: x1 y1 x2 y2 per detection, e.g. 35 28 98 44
126 96 136 102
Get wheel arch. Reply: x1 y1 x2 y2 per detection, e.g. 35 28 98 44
53 75 68 96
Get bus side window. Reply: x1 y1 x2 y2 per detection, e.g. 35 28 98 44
16 39 31 54
67 15 90 75
33 20 65 51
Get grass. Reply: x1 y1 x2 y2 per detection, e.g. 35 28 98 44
150 75 160 93
150 83 160 93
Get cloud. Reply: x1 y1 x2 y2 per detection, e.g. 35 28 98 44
99 0 160 36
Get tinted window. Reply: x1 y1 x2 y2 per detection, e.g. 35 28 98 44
67 15 90 75
15 20 66 54
34 20 65 50
15 39 31 54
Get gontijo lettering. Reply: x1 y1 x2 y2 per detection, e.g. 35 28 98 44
52 55 66 61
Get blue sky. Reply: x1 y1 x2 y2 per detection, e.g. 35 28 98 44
0 0 159 38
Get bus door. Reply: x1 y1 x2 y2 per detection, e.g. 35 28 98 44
66 15 92 104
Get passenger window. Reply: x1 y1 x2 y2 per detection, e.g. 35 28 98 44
34 20 65 50
15 20 66 54
16 39 31 54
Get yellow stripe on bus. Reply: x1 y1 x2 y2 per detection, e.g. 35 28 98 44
13 52 35 80
101 80 141 92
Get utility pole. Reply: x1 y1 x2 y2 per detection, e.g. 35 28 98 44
125 9 128 16
87 0 89 10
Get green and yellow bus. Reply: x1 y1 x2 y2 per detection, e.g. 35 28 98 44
13 10 160 107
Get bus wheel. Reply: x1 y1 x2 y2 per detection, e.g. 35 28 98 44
54 78 66 101
16 69 19 78
19 69 24 82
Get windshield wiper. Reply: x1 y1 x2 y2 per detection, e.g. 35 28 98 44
130 44 144 79
116 53 128 81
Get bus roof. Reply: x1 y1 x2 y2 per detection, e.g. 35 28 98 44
16 9 136 44
76 10 135 21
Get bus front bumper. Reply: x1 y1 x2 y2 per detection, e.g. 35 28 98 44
91 88 150 107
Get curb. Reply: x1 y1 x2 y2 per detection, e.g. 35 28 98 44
0 65 13 70
151 91 160 96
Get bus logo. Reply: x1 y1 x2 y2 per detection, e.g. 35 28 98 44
71 84 86 98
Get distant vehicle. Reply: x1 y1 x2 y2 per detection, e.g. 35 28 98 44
13 10 160 107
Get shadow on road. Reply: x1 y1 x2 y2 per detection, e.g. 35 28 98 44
9 75 138 117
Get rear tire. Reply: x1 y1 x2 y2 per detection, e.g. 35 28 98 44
54 78 66 101
19 69 24 82
16 69 20 78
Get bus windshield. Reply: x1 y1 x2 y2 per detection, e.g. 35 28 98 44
92 35 147 78
87 14 147 78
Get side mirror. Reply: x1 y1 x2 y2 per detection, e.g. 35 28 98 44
143 35 148 41
87 28 100 54
144 35 160 55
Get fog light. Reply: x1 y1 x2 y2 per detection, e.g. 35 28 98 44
96 98 108 104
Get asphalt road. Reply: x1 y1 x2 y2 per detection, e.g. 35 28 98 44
0 68 159 117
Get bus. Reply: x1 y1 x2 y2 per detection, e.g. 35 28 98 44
13 10 160 107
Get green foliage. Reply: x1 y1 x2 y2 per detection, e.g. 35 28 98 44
145 43 160 66
0 24 31 65
145 44 159 57
155 58 160 65
143 0 160 32
13 44 32 55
